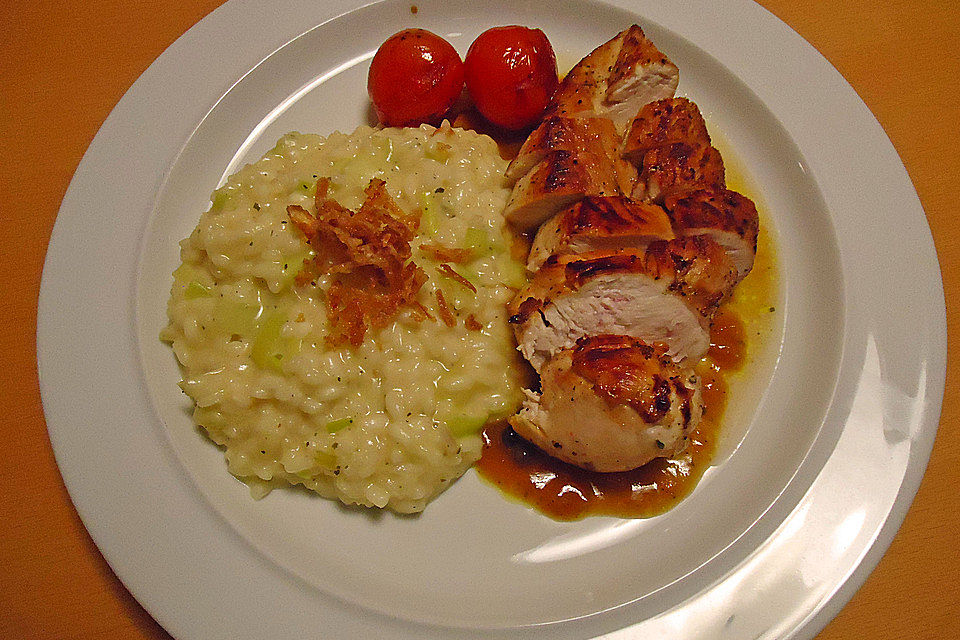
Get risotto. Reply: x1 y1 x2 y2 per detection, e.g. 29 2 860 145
161 123 528 513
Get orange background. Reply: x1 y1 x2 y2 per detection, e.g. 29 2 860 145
1 1 957 638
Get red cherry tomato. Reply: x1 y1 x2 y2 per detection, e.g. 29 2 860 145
367 29 464 127
464 26 558 131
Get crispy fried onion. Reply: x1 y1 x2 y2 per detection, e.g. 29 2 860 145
435 289 455 327
436 263 477 293
419 243 474 263
288 178 425 346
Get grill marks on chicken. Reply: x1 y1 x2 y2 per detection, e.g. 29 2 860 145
506 116 633 187
527 195 674 271
504 148 620 231
622 97 711 162
635 142 726 203
499 25 760 473
665 187 760 283
510 335 702 472
571 336 696 424
509 237 736 370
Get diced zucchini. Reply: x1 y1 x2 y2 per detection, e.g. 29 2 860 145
184 281 211 299
444 414 488 438
498 255 528 289
314 450 338 467
251 311 288 372
172 263 211 298
210 188 235 211
463 226 490 252
172 263 204 285
420 192 440 236
211 298 261 336
276 247 314 291
325 417 354 433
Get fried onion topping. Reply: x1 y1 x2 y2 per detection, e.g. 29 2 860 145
288 178 426 346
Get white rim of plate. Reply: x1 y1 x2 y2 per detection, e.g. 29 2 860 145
38 0 945 639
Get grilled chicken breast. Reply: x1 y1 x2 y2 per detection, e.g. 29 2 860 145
510 335 702 472
499 27 760 478
665 187 760 283
527 195 674 271
632 142 725 203
550 25 679 133
622 97 711 163
508 236 737 370
505 116 636 192
503 149 621 231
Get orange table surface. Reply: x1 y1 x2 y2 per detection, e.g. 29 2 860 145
2 1 957 638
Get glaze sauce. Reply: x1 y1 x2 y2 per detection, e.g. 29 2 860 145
476 309 743 521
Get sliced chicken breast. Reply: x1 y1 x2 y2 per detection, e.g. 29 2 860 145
664 187 760 283
510 335 703 472
632 142 725 203
527 195 674 271
506 116 635 192
604 26 682 130
550 25 679 133
508 236 737 369
503 149 620 231
622 97 711 163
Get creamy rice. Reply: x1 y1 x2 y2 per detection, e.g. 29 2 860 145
161 123 527 512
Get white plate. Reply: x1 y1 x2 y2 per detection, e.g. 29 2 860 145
38 0 945 638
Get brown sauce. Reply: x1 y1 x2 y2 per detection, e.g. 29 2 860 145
476 311 744 521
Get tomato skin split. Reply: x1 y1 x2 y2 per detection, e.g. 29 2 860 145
367 29 465 127
464 26 559 131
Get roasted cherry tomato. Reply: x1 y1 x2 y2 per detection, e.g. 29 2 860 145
464 26 558 131
367 29 465 127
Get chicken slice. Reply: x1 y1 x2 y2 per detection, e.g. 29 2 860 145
510 335 702 472
622 97 711 163
527 195 674 272
604 26 682 130
505 116 636 193
550 25 679 133
632 142 725 203
664 187 760 283
503 149 620 231
508 236 737 370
